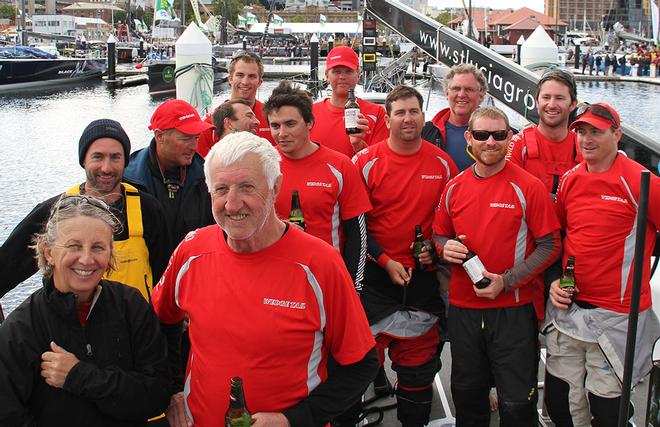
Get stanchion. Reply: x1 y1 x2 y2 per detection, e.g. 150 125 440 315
310 34 319 98
618 170 651 427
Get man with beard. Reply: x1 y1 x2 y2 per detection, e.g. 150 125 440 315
422 63 488 171
124 99 216 251
197 51 274 157
353 85 458 427
507 70 581 197
0 119 169 303
433 107 561 426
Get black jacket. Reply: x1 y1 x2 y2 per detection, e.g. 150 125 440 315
0 184 170 298
0 279 170 426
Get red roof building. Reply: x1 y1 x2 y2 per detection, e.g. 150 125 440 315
448 7 568 45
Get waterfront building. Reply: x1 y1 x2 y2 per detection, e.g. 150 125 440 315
545 0 654 38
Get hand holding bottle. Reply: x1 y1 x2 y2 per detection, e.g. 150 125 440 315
549 279 577 310
442 234 468 263
348 113 370 153
473 271 504 300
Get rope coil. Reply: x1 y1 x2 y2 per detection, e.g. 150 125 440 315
174 62 214 115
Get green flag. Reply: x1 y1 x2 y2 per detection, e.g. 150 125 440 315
320 14 326 25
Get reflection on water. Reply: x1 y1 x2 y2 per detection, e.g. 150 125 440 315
1 78 659 314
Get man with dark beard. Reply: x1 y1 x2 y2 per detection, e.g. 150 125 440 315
0 119 170 303
433 107 561 426
507 70 581 198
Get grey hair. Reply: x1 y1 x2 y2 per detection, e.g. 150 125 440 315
445 63 489 95
32 195 120 279
204 131 281 191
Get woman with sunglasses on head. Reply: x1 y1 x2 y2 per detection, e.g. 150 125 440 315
0 195 170 426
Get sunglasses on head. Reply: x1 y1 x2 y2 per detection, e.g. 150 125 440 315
231 50 262 62
575 103 618 128
470 130 509 141
55 195 112 214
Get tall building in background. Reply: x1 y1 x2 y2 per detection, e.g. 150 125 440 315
546 0 653 36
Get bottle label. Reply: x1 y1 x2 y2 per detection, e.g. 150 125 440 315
344 107 359 129
463 256 486 284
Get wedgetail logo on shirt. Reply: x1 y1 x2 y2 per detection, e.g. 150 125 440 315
263 298 307 310
420 175 443 180
490 202 516 209
307 181 332 188
601 195 628 204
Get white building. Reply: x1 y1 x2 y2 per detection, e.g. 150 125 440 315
399 0 429 14
32 14 77 36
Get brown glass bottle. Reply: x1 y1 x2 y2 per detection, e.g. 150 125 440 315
456 237 491 289
344 88 360 135
559 255 576 303
225 377 251 427
412 225 425 271
288 190 305 231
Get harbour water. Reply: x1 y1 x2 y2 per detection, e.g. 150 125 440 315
1 78 660 314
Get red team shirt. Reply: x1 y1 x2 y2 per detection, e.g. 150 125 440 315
197 100 275 157
353 140 458 267
311 98 389 158
507 127 582 195
555 154 660 313
152 225 374 426
433 162 560 311
275 144 372 251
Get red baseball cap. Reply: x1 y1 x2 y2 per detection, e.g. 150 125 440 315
569 102 620 131
149 99 215 135
326 46 359 70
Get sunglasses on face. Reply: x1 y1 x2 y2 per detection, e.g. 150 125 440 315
469 130 509 141
575 103 619 128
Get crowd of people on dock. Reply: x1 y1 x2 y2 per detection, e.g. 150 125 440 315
580 44 660 77
0 45 659 427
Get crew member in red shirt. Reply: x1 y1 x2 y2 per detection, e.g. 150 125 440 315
209 99 260 144
434 107 561 426
311 46 389 158
154 132 377 427
544 103 660 427
265 81 372 289
507 69 582 197
353 85 458 426
197 51 274 157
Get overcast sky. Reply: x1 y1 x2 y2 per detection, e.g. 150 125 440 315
427 0 545 14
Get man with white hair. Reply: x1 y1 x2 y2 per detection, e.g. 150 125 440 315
152 132 378 427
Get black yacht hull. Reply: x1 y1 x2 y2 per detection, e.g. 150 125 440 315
0 58 106 93
148 60 227 96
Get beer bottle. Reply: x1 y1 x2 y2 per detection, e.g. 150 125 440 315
559 255 576 303
456 237 491 289
289 190 305 231
225 377 251 427
412 225 425 271
344 88 360 135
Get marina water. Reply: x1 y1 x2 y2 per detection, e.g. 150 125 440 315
1 78 660 313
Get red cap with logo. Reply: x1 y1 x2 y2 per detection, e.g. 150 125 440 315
149 99 215 135
569 102 620 131
326 46 359 70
